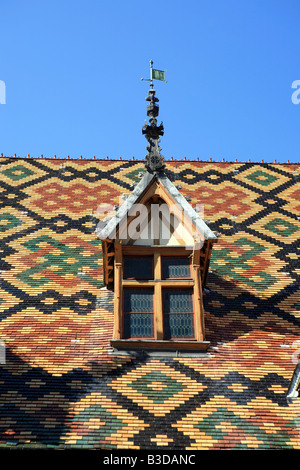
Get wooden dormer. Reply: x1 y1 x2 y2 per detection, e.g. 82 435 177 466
96 172 218 353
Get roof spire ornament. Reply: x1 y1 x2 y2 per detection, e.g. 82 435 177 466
141 60 167 174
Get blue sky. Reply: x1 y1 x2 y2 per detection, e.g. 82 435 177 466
0 0 300 163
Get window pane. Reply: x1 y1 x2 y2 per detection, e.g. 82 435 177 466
124 256 153 279
124 288 154 338
124 288 153 313
162 257 191 279
164 314 194 339
124 313 154 338
163 289 193 313
163 289 194 339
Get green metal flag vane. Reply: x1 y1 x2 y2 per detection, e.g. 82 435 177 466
141 60 168 87
150 59 167 83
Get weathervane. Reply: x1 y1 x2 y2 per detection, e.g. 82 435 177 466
141 60 168 88
141 60 167 174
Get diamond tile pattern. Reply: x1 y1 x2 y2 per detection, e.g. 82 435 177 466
0 157 299 449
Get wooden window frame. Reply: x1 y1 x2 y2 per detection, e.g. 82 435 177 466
111 243 208 351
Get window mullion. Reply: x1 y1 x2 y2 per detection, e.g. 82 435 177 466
192 262 205 341
154 254 163 340
155 282 163 340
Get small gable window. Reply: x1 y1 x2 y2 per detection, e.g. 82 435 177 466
98 170 217 353
122 253 195 343
107 243 212 352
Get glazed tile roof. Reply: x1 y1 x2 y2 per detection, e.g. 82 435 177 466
0 156 299 450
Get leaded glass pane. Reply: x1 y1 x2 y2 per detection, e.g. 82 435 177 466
124 288 153 313
124 313 154 338
163 289 193 313
124 288 154 339
124 257 153 279
162 257 191 279
164 313 194 339
163 289 194 339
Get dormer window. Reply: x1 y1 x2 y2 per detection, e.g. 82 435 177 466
97 168 218 353
121 249 196 344
107 239 212 352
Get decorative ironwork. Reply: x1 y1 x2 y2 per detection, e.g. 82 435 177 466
142 60 165 174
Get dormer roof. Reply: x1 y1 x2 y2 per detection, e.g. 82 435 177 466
96 170 217 243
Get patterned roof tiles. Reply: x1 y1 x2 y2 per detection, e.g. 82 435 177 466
0 156 299 450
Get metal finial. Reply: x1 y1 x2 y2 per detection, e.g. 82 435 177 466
142 91 164 172
141 61 166 174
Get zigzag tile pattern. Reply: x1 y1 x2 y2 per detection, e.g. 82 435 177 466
0 157 299 449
